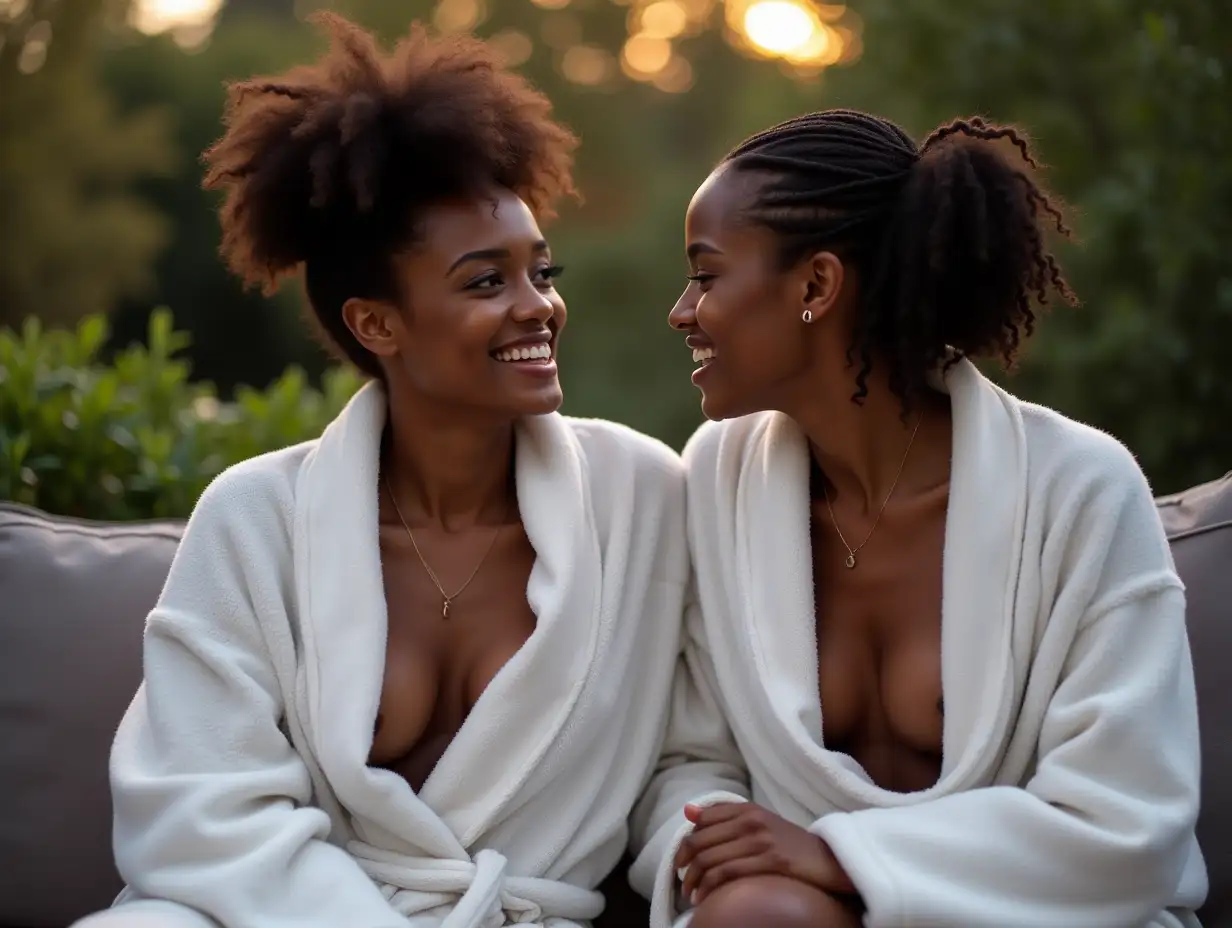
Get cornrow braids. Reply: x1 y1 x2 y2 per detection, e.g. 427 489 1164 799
723 109 1077 408
202 12 578 378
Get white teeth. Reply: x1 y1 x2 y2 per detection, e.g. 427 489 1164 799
692 347 715 363
494 342 551 362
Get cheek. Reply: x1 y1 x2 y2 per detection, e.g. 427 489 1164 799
697 268 773 328
700 279 794 372
400 301 501 381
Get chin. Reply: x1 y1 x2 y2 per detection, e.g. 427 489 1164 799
513 383 564 417
699 390 738 422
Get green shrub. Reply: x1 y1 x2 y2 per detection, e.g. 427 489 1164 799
0 310 363 521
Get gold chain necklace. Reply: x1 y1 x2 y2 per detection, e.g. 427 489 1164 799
821 415 922 569
382 474 505 619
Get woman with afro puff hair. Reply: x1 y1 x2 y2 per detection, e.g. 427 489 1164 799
73 13 743 928
632 110 1208 926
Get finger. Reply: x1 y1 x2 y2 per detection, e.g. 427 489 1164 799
687 802 749 830
674 809 754 871
695 854 783 903
681 834 764 901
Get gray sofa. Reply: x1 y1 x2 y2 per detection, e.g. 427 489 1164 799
1 472 1228 928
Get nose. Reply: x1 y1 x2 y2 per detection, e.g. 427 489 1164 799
510 278 557 325
668 287 698 331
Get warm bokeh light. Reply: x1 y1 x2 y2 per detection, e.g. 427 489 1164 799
433 0 486 35
130 0 222 36
724 0 857 69
15 17 49 73
561 44 615 86
541 12 583 50
743 0 815 55
652 54 693 93
675 0 717 22
48 0 858 90
621 33 672 78
488 28 534 66
0 0 31 22
638 0 688 40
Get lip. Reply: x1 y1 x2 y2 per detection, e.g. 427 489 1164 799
491 329 557 378
492 330 553 353
684 333 714 350
685 331 716 386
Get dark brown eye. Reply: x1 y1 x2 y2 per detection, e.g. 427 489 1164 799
534 265 565 286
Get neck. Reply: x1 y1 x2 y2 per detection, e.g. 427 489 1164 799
781 353 950 512
382 387 516 531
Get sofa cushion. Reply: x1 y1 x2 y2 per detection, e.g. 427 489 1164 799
1157 472 1232 927
0 503 183 928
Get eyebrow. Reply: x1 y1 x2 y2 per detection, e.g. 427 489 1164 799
686 242 722 260
447 240 548 275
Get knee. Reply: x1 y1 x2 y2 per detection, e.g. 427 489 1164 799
688 874 859 928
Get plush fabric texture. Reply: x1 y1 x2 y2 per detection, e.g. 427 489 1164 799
649 359 1207 928
82 382 691 928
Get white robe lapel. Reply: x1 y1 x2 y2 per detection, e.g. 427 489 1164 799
933 360 1028 788
730 359 1029 810
292 381 464 858
291 382 602 858
419 410 602 847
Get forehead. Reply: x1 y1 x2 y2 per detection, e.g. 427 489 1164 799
685 164 763 234
415 188 544 256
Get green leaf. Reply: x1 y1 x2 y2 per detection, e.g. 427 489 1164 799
1 310 362 520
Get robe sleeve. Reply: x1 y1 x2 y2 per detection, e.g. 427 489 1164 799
108 470 408 928
811 457 1203 928
627 585 750 921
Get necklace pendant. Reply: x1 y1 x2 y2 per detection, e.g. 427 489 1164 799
844 553 857 569
442 599 451 619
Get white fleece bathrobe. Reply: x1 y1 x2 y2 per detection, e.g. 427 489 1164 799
88 381 693 928
630 359 1208 928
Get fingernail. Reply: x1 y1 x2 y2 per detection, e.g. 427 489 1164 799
677 867 688 883
690 890 698 906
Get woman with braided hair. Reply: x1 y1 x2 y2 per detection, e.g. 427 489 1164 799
628 111 1208 926
70 12 741 928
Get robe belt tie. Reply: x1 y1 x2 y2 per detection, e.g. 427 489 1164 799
350 842 605 927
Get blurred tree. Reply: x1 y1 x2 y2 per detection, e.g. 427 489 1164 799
100 13 328 394
97 0 824 407
215 0 298 26
823 0 1231 492
0 0 174 328
29 0 1223 494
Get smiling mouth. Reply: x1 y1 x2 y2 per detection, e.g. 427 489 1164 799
692 346 715 365
493 342 553 363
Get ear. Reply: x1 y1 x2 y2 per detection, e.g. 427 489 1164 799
799 250 845 322
341 297 402 358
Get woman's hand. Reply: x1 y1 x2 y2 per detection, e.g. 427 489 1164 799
674 802 857 905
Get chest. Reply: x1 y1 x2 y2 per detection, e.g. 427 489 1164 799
368 523 538 790
809 491 948 793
